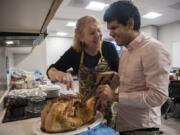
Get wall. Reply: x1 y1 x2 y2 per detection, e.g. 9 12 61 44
141 21 180 67
158 21 180 64
141 25 158 39
13 36 72 76
5 48 14 87
172 42 180 68
0 47 7 97
4 37 72 79
0 47 7 87
13 40 47 75
46 36 72 67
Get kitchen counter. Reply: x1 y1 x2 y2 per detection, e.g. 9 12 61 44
0 110 39 135
0 82 76 135
0 110 119 135
0 108 119 135
0 82 118 135
0 88 40 135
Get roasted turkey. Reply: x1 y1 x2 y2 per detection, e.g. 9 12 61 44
40 94 96 133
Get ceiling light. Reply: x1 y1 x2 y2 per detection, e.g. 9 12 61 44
85 1 109 11
66 21 76 27
6 40 14 45
57 32 68 36
142 12 162 19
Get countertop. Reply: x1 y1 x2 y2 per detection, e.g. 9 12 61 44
0 110 119 135
0 110 39 135
0 83 77 135
0 88 39 135
0 82 118 135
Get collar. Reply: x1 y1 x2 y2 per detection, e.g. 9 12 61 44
126 33 145 51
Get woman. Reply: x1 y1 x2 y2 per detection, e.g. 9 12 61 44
47 16 119 97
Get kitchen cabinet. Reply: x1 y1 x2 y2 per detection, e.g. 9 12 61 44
0 0 63 47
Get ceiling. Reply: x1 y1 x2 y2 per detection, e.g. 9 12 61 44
47 0 180 39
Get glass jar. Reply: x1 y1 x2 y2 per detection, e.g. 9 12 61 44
176 69 180 80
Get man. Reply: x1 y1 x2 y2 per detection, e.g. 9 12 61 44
96 1 171 135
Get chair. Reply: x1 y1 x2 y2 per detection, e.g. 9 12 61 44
164 80 180 119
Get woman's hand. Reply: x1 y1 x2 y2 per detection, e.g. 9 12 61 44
48 68 73 90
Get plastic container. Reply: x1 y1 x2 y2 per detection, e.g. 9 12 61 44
25 90 47 113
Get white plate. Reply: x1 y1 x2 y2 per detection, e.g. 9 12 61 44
40 85 61 91
59 90 78 95
33 111 105 135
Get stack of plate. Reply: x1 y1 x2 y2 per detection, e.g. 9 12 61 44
40 85 61 98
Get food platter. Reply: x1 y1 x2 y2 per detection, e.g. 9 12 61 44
33 111 105 135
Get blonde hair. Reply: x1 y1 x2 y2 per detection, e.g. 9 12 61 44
73 16 101 52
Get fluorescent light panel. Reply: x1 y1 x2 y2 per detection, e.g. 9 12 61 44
57 32 68 36
142 12 162 19
6 41 14 45
66 21 76 27
85 1 108 11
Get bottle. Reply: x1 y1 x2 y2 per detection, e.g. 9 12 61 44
176 69 179 80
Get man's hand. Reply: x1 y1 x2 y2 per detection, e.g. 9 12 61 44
96 84 114 102
96 84 114 112
96 71 119 90
96 71 115 85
